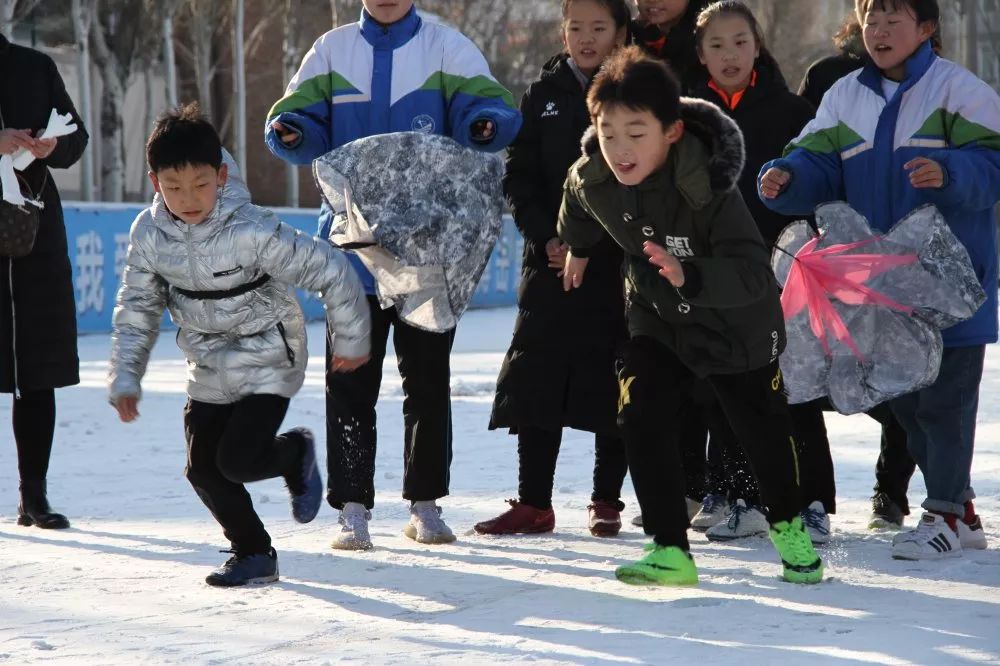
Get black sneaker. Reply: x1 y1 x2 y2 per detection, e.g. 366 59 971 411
869 492 905 530
205 548 279 587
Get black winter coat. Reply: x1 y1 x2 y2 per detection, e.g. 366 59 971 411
559 99 786 378
489 55 627 438
797 52 866 110
690 57 816 247
0 35 88 393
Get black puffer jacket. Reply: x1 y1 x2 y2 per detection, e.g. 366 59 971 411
559 99 786 378
0 35 88 393
489 55 626 438
690 56 815 247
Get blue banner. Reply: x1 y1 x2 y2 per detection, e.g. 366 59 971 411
63 203 522 334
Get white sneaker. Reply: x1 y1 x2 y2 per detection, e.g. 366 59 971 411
631 497 699 528
891 512 963 560
957 515 988 550
800 501 831 545
330 502 373 551
691 494 730 531
404 501 457 544
705 499 768 541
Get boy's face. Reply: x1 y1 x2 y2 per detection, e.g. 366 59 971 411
150 163 228 225
562 0 626 77
636 0 688 28
362 0 414 25
862 5 935 77
596 105 683 186
697 14 759 94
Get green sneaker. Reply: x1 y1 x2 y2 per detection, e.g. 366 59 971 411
770 516 824 584
615 544 698 586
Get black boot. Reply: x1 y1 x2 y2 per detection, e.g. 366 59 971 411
17 479 70 529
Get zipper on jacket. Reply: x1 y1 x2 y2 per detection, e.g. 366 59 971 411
276 322 296 366
7 259 19 399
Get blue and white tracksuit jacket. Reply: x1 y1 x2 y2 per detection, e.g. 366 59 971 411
265 6 522 294
759 41 1000 347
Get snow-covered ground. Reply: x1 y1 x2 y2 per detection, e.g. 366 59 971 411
1 307 998 665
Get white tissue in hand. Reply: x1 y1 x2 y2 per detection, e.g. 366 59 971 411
10 108 78 171
1 154 26 206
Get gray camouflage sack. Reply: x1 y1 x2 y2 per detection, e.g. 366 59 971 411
313 132 505 332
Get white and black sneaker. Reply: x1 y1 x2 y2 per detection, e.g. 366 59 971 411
957 515 988 550
631 497 700 528
691 493 730 532
800 501 831 545
705 499 768 541
891 512 962 560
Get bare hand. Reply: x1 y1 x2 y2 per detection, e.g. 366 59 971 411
759 167 791 199
115 396 140 423
331 354 370 372
271 121 300 145
561 252 589 291
643 241 685 287
545 237 568 270
29 136 57 160
0 128 34 155
905 157 946 189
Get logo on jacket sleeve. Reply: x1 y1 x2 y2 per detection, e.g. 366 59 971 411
412 115 436 133
541 101 559 118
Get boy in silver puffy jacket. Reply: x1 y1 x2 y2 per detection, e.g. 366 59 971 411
108 105 371 587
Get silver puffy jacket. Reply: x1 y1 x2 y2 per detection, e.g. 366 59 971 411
109 160 370 405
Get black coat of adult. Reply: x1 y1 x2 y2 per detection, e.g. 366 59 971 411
489 55 627 438
0 35 88 393
797 52 866 110
690 55 815 248
631 0 711 92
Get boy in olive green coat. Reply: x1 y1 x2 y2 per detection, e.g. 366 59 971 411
559 46 822 586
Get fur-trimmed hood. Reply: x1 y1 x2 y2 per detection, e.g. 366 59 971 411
579 97 745 195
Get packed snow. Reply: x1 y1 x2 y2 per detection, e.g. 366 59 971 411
1 307 998 664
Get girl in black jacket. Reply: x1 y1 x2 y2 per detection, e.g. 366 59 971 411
476 0 631 538
687 1 835 544
1 34 89 529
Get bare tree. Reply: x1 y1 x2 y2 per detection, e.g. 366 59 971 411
232 0 246 175
71 0 97 201
0 0 42 39
90 0 147 201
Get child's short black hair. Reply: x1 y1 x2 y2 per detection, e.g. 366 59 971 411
146 103 223 173
587 45 681 128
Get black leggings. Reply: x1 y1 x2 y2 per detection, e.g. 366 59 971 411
11 389 55 481
517 425 628 511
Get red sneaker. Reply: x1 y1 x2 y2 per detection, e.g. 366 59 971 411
588 501 622 537
474 500 555 535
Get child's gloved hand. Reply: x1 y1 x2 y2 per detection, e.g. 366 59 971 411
331 354 370 373
470 118 496 144
643 241 685 287
114 395 140 423
905 157 946 189
759 167 791 199
271 121 301 145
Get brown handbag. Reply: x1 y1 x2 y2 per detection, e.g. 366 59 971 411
0 104 46 258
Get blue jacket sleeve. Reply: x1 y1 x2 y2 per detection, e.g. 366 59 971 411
443 34 522 152
264 109 333 166
757 85 847 216
922 147 1000 213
